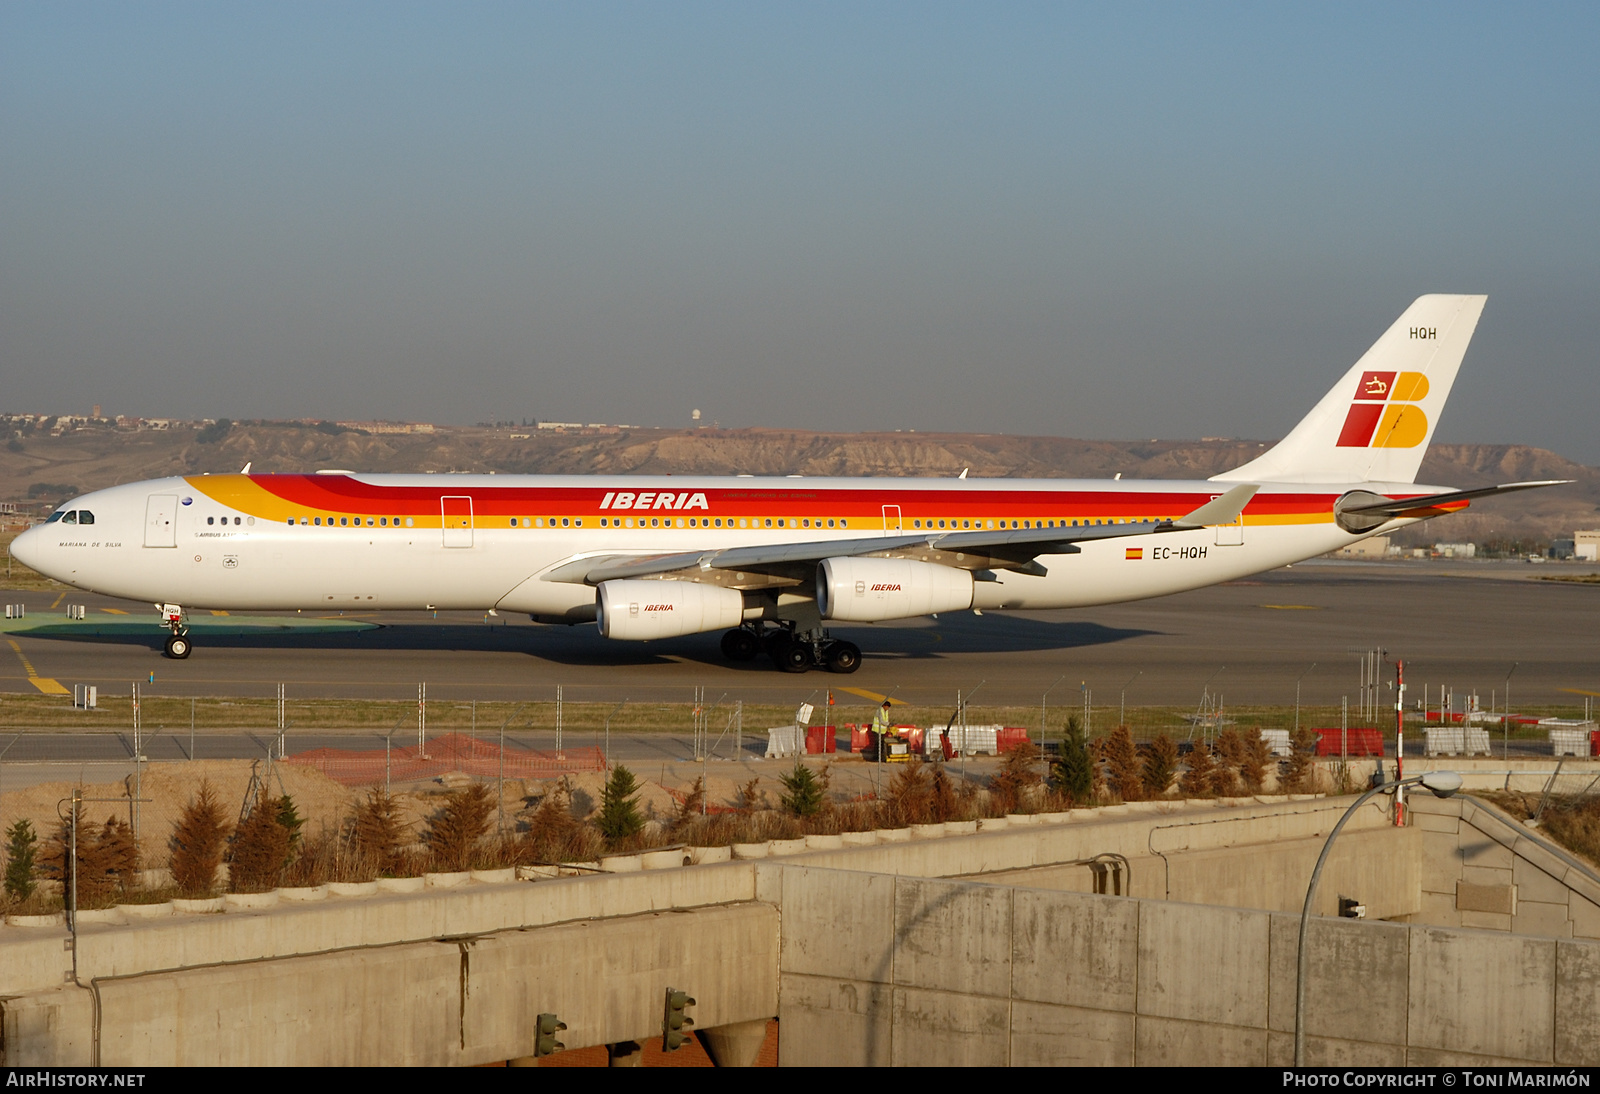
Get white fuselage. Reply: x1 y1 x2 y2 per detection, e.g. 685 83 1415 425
11 472 1427 627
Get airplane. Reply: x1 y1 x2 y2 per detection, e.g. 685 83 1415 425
9 294 1567 674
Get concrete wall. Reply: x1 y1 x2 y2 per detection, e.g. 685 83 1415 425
4 901 779 1066
773 864 1600 1067
3 794 1596 1066
1409 794 1600 940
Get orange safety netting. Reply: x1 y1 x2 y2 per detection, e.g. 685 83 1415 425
283 731 607 787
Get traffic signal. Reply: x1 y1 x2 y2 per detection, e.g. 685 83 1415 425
534 1012 566 1057
662 988 695 1052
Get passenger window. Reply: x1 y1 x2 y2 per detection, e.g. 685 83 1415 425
404 517 414 527
206 516 214 526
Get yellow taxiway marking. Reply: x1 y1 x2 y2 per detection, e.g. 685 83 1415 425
101 608 128 615
837 687 906 706
209 610 230 616
1558 688 1600 698
5 638 69 695
1261 604 1322 610
49 592 66 609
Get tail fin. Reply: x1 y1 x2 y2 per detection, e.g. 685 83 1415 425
1212 294 1487 485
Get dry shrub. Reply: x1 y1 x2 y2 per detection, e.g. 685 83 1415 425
283 830 336 887
1241 731 1272 793
1281 728 1319 794
736 778 765 813
425 784 494 871
229 792 291 893
1141 735 1179 798
519 780 605 863
1103 726 1144 802
990 741 1042 814
1214 730 1246 795
1179 742 1217 797
352 788 407 876
1538 797 1600 868
170 781 231 896
671 778 706 834
888 762 931 825
42 806 139 909
929 767 964 822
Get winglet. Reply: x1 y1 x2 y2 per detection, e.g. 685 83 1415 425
1172 483 1259 529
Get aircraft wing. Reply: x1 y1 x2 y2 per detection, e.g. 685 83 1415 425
541 484 1259 587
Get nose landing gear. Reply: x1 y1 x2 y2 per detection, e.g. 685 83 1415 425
158 603 191 659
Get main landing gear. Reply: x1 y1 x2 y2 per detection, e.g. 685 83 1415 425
160 603 191 659
719 625 860 675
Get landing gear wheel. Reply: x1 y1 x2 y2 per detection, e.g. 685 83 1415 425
720 628 760 661
164 634 192 660
771 639 813 674
824 641 861 674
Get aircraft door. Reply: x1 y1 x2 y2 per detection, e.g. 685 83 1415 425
882 505 902 535
1214 509 1244 546
144 495 178 548
441 496 473 548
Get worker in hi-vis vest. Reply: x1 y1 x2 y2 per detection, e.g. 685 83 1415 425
869 700 895 762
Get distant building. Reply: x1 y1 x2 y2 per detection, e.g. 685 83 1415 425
1433 542 1476 559
536 422 584 431
1575 530 1600 562
1549 538 1576 560
334 421 435 434
1334 536 1390 559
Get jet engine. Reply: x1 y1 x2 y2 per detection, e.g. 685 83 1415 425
596 580 744 640
816 557 974 622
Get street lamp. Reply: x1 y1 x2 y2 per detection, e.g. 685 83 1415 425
1119 670 1142 729
1503 662 1518 760
1294 662 1317 735
1294 770 1463 1064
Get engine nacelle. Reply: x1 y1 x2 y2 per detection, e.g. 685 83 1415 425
816 557 974 622
596 580 744 640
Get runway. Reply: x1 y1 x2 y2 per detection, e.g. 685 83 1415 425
2 558 1596 715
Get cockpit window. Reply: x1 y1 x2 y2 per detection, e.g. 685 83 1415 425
60 511 77 525
78 511 94 525
45 511 64 523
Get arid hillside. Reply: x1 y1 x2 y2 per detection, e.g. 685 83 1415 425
2 423 1595 543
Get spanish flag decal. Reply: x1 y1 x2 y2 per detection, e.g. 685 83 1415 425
1125 548 1143 560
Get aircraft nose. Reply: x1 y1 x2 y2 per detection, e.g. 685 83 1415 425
9 525 43 572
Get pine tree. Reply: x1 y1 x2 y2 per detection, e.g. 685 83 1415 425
1179 741 1217 797
4 819 38 903
170 781 231 897
780 762 826 817
424 784 495 871
522 780 578 861
1141 735 1179 798
1052 716 1095 806
596 766 645 844
277 795 306 855
991 741 1042 814
1104 725 1144 802
888 761 931 825
1214 730 1247 796
229 792 290 893
1282 727 1319 793
352 788 406 876
1240 729 1272 793
42 803 115 909
95 816 140 896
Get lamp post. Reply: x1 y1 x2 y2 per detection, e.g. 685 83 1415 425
1294 770 1463 1064
1119 670 1142 730
1503 662 1518 759
1294 662 1317 735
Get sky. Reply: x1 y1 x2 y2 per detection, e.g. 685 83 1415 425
3 3 1597 462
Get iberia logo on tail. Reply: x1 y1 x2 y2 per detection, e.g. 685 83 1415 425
1335 370 1430 448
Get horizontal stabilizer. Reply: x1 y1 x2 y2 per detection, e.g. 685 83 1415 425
1336 480 1572 516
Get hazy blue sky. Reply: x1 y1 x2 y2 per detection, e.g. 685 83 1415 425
4 3 1597 462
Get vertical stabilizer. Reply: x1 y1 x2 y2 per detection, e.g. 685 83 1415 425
1212 295 1486 485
